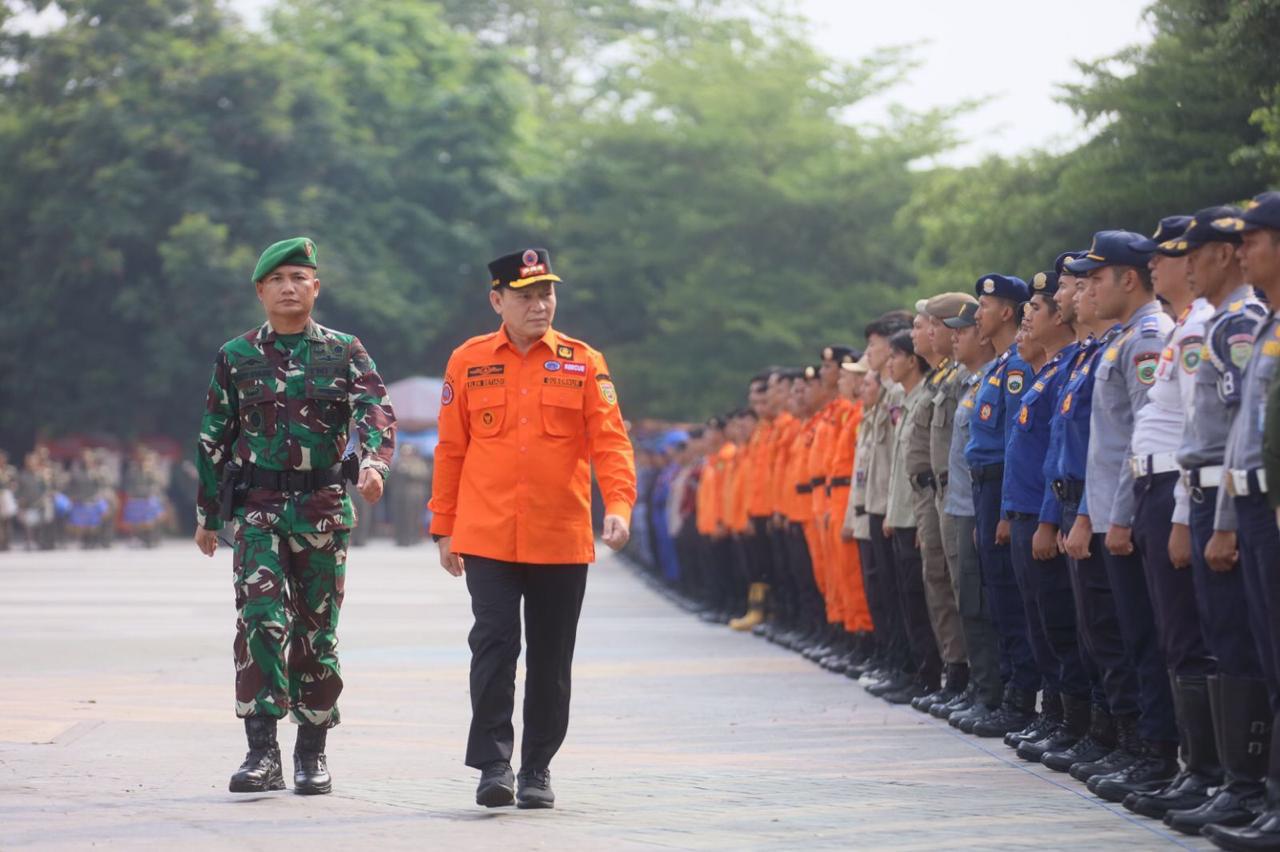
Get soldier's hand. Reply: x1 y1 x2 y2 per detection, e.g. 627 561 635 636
1205 530 1238 573
437 536 465 576
995 519 1011 546
194 527 219 557
1064 515 1092 561
1032 523 1058 561
1104 524 1134 557
602 514 630 551
882 520 894 539
357 467 384 504
1168 523 1192 569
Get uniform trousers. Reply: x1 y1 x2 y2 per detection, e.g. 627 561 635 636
912 484 965 663
1188 487 1263 678
946 512 1003 706
463 557 588 771
1234 493 1280 706
891 527 942 687
866 514 910 670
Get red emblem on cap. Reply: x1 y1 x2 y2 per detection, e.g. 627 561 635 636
522 249 539 266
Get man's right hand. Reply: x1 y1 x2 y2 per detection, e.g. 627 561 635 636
1064 514 1092 561
438 536 465 577
1205 530 1238 573
195 527 219 557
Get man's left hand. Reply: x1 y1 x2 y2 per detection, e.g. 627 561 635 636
358 467 384 504
602 514 630 551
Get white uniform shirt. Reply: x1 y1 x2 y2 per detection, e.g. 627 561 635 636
1131 298 1213 525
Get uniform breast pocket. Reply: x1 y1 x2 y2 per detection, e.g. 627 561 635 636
1013 399 1037 432
236 380 277 436
1094 359 1114 384
541 385 584 437
304 375 349 430
468 387 507 438
931 400 953 431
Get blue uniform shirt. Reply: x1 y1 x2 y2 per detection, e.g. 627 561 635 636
964 343 1030 469
1003 342 1079 522
1054 325 1122 517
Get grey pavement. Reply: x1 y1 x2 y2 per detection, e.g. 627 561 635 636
0 541 1208 850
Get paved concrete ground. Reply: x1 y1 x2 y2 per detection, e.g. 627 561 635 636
0 541 1208 850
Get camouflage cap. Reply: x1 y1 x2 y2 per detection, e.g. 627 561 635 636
252 237 317 283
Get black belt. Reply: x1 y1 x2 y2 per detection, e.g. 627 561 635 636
245 464 344 492
854 506 867 516
972 463 1004 483
811 476 827 487
796 484 813 494
1051 479 1084 503
938 471 949 489
910 471 936 490
1005 510 1037 521
830 476 852 487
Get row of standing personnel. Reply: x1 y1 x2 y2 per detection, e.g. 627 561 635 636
641 191 1280 852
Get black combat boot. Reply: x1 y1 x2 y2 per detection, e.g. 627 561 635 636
1126 672 1219 819
229 716 285 793
1043 703 1113 773
1071 713 1140 783
971 686 1036 738
1005 691 1061 748
476 760 516 807
1202 773 1280 852
1167 674 1271 836
932 682 974 720
293 723 332 795
1019 693 1089 763
516 767 555 809
1089 736 1179 803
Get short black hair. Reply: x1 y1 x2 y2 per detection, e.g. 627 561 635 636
687 426 705 440
889 329 930 373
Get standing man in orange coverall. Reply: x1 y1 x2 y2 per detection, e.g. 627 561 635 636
761 370 805 643
430 248 636 811
731 374 781 631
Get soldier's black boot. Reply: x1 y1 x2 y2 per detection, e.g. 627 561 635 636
1019 693 1088 763
971 685 1036 738
229 716 285 793
1202 772 1280 852
1071 713 1140 783
516 767 555 809
1089 736 1179 802
1126 672 1219 819
1043 703 1113 773
293 723 332 795
476 760 516 807
1167 674 1271 836
1005 691 1060 748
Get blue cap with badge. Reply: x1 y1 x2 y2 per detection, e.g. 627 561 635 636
974 273 1029 303
1210 191 1280 234
1055 251 1086 276
1156 206 1243 255
1065 230 1155 274
1029 270 1059 297
1144 215 1193 256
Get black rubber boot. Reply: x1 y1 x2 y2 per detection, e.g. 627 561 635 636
1166 674 1271 836
971 686 1036 739
229 716 285 793
293 723 332 795
1125 672 1219 819
1071 713 1140 783
1019 692 1089 763
1005 691 1061 748
1043 703 1113 773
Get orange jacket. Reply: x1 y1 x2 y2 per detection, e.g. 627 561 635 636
746 419 774 518
787 414 821 522
770 412 799 516
428 325 636 564
695 452 719 535
828 400 863 492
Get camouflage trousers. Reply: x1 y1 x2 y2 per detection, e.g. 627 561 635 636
232 521 348 727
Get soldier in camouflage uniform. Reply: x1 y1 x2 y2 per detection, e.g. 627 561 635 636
194 237 396 796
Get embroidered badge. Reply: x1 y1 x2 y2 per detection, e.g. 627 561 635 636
468 364 505 378
557 344 575 359
1060 392 1072 414
441 382 454 406
599 381 618 406
1180 344 1202 374
544 360 562 372
1136 353 1158 385
563 362 587 375
1006 370 1024 395
481 410 495 427
1228 334 1253 369
979 403 993 422
1017 406 1028 425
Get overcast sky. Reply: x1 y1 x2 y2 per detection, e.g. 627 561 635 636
793 0 1154 164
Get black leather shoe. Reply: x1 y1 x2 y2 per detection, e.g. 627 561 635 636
1005 693 1061 748
1044 704 1113 773
476 761 516 807
293 723 332 795
883 679 933 706
229 717 285 793
1088 740 1179 802
1071 714 1139 782
1201 804 1280 851
971 688 1036 739
516 768 555 809
951 701 997 733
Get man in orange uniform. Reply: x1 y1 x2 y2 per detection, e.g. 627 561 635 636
762 369 804 643
693 417 726 618
722 409 756 622
430 248 636 811
785 366 827 651
731 374 781 630
701 416 737 622
825 353 874 673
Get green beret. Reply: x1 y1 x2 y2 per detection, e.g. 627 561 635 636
252 237 317 282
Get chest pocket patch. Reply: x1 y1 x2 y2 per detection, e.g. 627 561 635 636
468 386 507 437
542 385 584 438
234 375 277 436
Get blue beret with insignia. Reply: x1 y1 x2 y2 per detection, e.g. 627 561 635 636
1054 251 1086 276
974 273 1029 303
1030 270 1059 296
1210 191 1280 235
1065 230 1154 274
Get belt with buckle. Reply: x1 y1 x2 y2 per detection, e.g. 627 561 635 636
830 476 852 488
938 471 949 489
1129 451 1180 479
1181 465 1224 490
1227 468 1269 497
910 471 937 490
245 463 344 492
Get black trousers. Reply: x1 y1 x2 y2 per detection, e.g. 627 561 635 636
463 557 588 771
892 527 942 687
866 514 910 670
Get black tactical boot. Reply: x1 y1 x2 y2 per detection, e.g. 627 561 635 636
1005 692 1061 748
1166 674 1271 836
1019 693 1089 763
971 686 1036 738
1071 713 1140 782
293 723 332 795
476 760 516 807
229 716 285 793
932 683 974 720
1126 672 1219 819
1089 738 1179 802
516 767 555 809
1202 776 1280 852
1043 703 1113 773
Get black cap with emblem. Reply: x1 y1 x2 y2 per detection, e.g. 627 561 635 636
487 248 561 290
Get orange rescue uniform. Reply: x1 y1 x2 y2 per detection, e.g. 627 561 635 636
429 326 636 564
827 400 872 633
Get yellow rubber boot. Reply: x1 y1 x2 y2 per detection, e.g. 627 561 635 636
729 583 768 631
